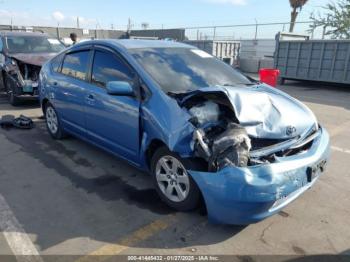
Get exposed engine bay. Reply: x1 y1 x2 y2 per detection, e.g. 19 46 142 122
4 58 41 94
189 100 251 171
171 86 320 172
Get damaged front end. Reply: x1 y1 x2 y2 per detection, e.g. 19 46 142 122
169 84 330 224
170 84 322 171
3 56 41 97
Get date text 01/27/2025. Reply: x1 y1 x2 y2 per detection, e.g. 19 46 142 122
127 255 220 261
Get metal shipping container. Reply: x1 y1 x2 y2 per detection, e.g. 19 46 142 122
238 39 276 73
183 40 240 65
274 38 350 84
240 39 276 59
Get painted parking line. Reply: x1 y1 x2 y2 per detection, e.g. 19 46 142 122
76 214 177 262
329 120 350 138
332 146 350 155
0 194 43 262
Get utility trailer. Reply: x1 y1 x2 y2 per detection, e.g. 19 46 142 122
274 33 350 85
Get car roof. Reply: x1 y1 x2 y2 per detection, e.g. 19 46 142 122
0 31 49 37
74 39 193 50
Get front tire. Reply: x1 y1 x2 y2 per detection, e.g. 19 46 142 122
45 103 65 139
4 75 20 106
151 147 202 211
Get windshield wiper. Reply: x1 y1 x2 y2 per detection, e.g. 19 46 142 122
221 82 258 87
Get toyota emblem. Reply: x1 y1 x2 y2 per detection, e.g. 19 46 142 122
286 126 297 136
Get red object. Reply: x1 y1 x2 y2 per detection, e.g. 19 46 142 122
259 68 280 87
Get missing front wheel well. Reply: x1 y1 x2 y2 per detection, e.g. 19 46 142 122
41 98 49 114
146 139 167 169
146 140 208 172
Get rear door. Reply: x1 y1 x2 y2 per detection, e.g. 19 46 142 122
84 47 141 164
53 48 92 136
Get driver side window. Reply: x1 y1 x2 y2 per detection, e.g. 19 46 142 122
91 50 134 88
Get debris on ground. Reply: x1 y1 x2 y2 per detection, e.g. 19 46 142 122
0 114 34 129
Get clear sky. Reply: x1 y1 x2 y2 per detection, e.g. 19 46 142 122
0 0 332 38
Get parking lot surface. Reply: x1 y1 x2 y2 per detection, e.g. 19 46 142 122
0 80 349 259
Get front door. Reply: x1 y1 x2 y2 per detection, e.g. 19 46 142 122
85 48 140 164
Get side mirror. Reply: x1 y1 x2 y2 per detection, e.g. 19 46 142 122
106 81 134 96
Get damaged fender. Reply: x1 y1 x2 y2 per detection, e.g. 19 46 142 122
139 82 196 168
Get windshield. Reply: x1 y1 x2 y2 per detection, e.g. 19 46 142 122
5 36 65 54
130 47 252 93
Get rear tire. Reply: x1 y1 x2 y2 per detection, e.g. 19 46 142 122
150 146 204 211
45 102 66 140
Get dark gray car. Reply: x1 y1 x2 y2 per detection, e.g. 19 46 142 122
0 31 65 105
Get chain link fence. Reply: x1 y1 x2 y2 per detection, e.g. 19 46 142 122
183 21 325 41
1 20 327 42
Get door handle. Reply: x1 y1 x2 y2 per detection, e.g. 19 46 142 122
86 94 95 103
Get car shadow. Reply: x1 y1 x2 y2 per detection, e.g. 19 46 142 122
0 120 246 252
0 92 40 112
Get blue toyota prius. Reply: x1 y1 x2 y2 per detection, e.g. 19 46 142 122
39 40 330 225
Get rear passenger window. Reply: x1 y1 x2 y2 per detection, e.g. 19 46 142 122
61 51 90 81
91 50 134 88
51 53 64 73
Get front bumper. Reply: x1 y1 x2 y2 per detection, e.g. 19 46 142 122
189 127 330 225
20 81 39 97
15 84 39 101
16 94 39 100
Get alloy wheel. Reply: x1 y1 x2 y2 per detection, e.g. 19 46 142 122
155 155 190 202
46 107 58 135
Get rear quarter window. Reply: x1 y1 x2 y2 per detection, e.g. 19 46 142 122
61 51 90 81
51 53 64 73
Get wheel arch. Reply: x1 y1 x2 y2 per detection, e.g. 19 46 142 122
41 98 49 114
145 139 167 170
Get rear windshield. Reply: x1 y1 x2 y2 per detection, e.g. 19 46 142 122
5 36 65 54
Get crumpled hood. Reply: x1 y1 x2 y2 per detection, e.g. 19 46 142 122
180 84 318 139
9 53 56 67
